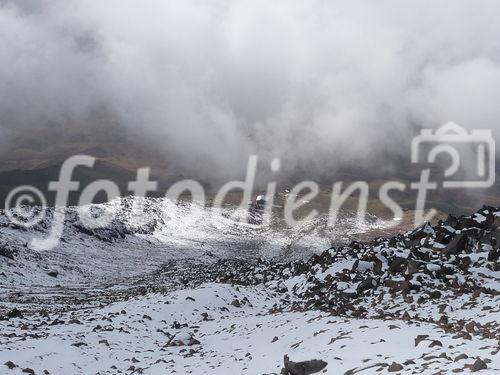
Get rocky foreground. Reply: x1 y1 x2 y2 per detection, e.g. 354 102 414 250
0 204 499 374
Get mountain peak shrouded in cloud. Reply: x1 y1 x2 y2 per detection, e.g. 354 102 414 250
1 0 500 182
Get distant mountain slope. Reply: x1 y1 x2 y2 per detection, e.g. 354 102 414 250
0 159 184 208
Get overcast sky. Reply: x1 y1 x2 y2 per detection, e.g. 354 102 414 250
1 0 500 181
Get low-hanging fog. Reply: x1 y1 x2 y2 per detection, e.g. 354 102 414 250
1 0 500 183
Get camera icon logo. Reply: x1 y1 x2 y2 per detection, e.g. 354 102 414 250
411 122 495 188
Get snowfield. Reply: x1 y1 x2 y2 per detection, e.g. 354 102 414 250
1 283 498 375
0 198 499 374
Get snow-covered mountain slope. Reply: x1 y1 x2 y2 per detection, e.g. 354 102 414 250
0 201 499 374
1 283 497 374
0 197 388 289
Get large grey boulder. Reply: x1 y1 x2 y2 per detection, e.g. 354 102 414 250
281 354 327 375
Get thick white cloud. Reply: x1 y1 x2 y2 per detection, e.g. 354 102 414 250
1 0 500 180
